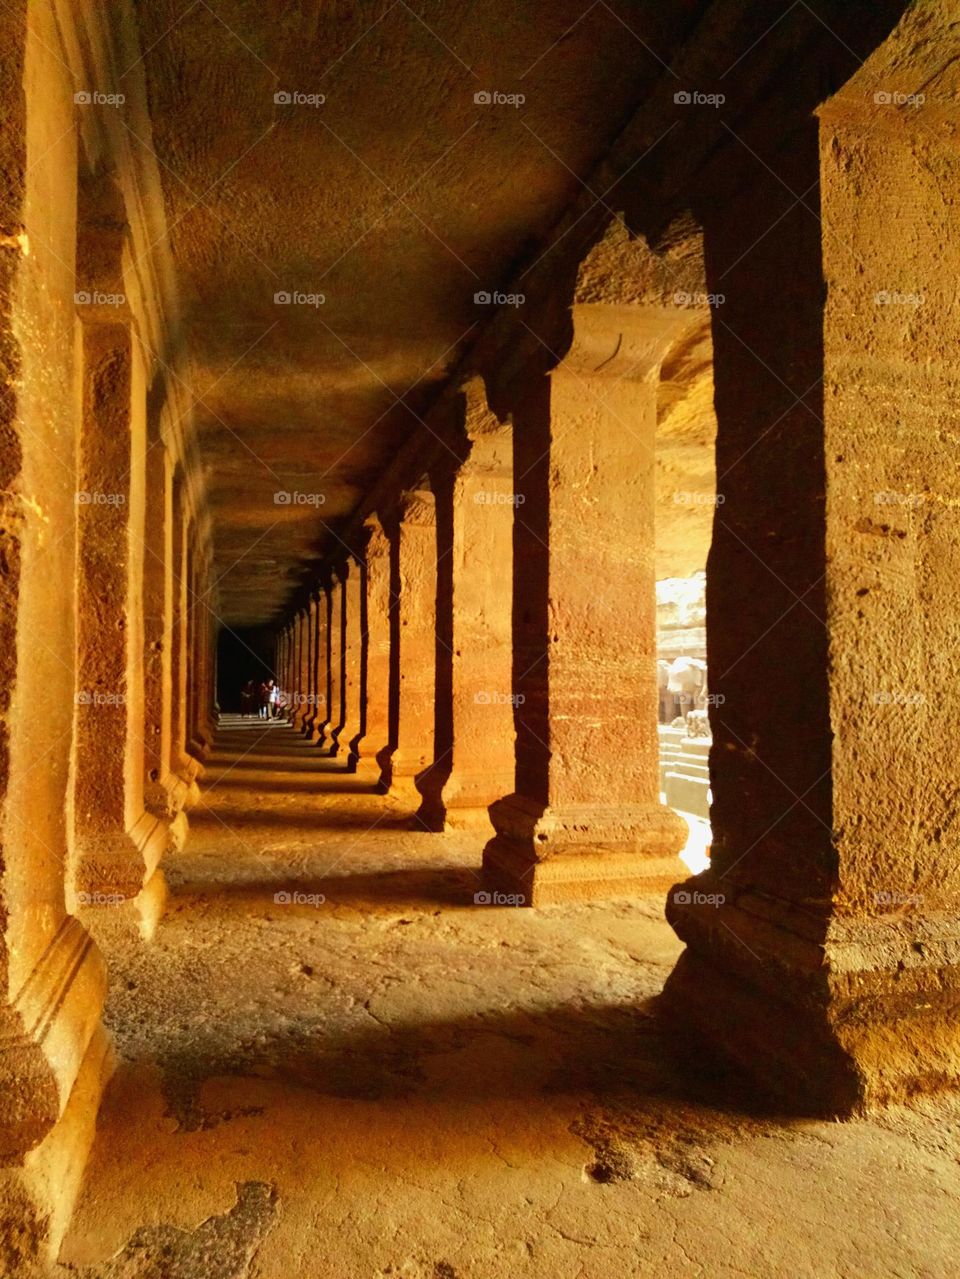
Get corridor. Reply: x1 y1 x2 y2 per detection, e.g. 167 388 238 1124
4 0 960 1272
49 722 960 1278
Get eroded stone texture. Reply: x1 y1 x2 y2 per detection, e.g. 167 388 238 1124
336 564 363 769
378 490 437 803
312 582 334 749
325 581 344 757
663 1 960 1115
7 0 960 1270
355 517 392 784
0 1 111 1265
416 380 515 832
482 283 694 904
50 722 960 1279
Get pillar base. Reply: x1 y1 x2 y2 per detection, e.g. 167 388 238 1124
0 917 107 1163
1 1022 114 1272
415 767 512 834
377 750 432 808
663 870 960 1115
482 794 688 905
385 773 425 809
73 813 172 941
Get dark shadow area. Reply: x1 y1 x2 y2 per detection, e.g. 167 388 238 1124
217 629 275 712
106 992 796 1135
186 807 413 832
198 776 382 796
167 863 480 908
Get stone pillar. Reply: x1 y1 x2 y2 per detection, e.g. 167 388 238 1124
326 572 347 755
313 578 334 747
416 382 515 830
302 594 321 737
291 608 310 731
73 313 169 935
192 546 216 750
281 619 295 722
482 305 688 904
355 515 392 783
341 562 364 770
664 39 960 1113
142 428 187 861
297 600 313 734
185 547 214 759
168 486 200 798
275 629 285 714
0 12 112 1255
378 489 436 802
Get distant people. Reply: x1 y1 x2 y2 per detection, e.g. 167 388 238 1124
239 679 256 718
257 680 270 719
268 679 281 719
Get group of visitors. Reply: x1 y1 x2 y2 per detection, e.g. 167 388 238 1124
239 678 284 719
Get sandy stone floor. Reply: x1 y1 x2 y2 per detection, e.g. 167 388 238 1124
54 722 960 1278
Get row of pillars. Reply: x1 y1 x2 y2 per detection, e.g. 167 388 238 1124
275 371 688 907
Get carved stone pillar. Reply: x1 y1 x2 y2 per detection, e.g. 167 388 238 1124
281 619 296 723
664 43 960 1113
325 576 344 755
302 593 322 737
378 489 436 802
482 304 689 904
291 608 311 731
416 381 515 829
73 314 168 935
275 629 286 714
355 515 392 783
313 579 334 747
141 421 187 872
0 26 112 1255
168 482 200 799
341 562 364 770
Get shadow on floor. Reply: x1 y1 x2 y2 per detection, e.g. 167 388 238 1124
167 863 484 909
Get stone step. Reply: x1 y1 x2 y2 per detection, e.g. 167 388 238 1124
665 771 711 819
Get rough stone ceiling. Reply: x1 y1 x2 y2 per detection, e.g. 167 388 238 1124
133 0 709 625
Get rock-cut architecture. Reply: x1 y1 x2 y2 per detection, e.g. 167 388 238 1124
2 1 960 1275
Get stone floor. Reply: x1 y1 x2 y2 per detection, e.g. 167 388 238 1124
52 721 960 1278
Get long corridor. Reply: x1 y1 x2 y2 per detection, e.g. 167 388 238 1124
50 722 960 1279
